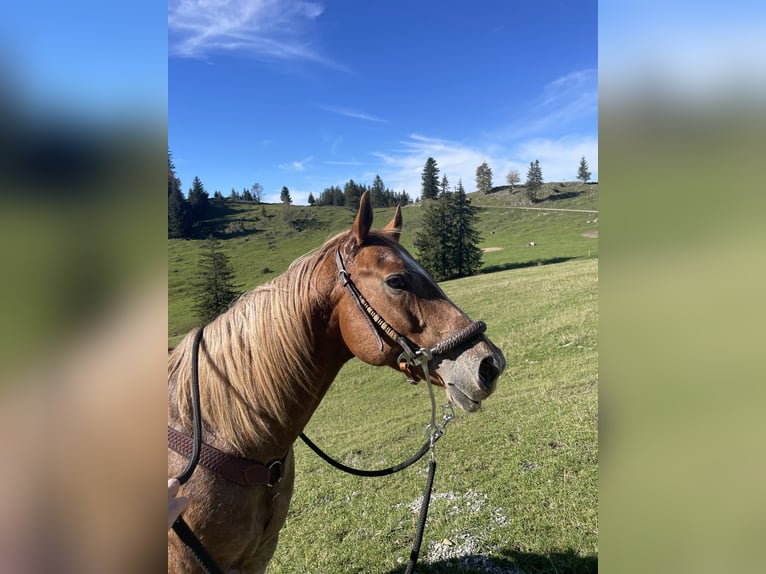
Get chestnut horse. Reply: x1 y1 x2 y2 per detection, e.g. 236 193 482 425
168 192 505 573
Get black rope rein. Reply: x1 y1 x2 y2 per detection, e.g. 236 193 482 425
171 327 225 574
298 432 433 477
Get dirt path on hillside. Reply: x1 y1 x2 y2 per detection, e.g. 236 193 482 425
478 205 598 214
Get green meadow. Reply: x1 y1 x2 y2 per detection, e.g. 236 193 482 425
168 183 598 572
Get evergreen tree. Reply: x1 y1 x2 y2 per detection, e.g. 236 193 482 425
451 179 483 277
343 179 362 208
332 186 344 206
192 236 242 324
577 156 592 183
168 150 192 238
371 175 386 207
525 160 543 202
475 161 493 194
188 176 210 219
439 174 450 197
414 180 483 281
414 194 453 281
280 186 293 223
421 157 440 200
307 192 316 206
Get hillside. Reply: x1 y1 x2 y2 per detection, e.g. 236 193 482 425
169 182 598 346
166 189 599 571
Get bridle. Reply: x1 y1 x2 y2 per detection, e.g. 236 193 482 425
170 245 490 574
334 247 487 387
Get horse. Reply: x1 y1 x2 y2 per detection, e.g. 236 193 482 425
168 191 506 573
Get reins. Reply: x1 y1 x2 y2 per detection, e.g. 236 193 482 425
170 247 488 574
171 327 225 574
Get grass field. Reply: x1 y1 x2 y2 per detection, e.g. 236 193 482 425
168 184 598 572
268 259 598 573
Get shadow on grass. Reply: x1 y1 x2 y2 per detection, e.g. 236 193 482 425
480 257 576 274
538 190 583 202
385 549 597 573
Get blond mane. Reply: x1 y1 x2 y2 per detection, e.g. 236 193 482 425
169 232 351 455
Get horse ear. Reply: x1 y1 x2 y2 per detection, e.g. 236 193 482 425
383 204 403 242
352 191 373 246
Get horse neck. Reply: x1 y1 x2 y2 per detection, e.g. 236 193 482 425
170 244 352 460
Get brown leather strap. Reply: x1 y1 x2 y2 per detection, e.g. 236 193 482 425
168 427 286 487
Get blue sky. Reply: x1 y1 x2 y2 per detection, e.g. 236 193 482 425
169 0 598 205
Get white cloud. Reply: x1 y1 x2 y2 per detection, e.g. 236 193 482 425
320 105 388 123
492 68 598 140
278 156 314 172
324 160 363 166
513 136 598 182
168 0 347 69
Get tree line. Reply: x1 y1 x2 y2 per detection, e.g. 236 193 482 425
484 155 592 202
309 175 411 208
169 149 414 239
171 148 594 322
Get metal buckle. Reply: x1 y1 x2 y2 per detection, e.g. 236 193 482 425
266 459 283 487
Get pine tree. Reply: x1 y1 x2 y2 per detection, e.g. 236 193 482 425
577 156 592 183
421 157 440 200
332 186 344 206
168 150 192 238
192 236 242 324
525 160 543 202
475 161 493 194
414 180 483 281
343 179 362 208
439 174 450 197
452 179 483 277
280 186 292 205
307 192 316 206
371 175 386 207
188 176 210 218
414 194 452 281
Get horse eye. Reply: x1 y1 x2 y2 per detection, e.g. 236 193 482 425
385 275 406 290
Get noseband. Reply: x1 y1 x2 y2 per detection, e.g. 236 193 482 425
335 248 487 384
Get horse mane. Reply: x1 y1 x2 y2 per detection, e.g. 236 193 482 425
169 227 403 455
169 232 347 455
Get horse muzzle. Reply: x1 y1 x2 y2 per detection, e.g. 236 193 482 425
441 342 505 412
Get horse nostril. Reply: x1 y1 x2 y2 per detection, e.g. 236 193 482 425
478 357 500 391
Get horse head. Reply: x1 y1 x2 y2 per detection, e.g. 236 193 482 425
335 192 506 411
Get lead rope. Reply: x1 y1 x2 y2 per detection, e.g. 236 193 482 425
303 346 455 574
404 353 443 574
